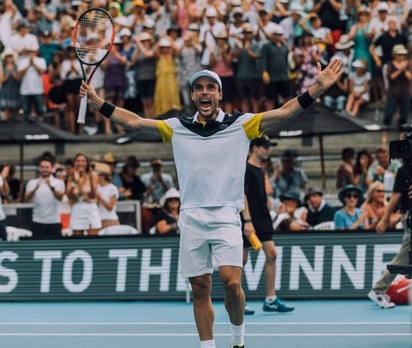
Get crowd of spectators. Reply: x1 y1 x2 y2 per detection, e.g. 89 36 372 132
0 139 406 239
0 0 411 135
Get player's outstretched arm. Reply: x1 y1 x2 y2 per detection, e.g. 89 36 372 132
259 59 343 132
80 81 159 132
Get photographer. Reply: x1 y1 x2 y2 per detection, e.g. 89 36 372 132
368 160 412 308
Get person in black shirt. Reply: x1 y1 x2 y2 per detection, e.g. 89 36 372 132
242 136 294 314
305 187 336 228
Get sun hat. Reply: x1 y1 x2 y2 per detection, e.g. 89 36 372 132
159 188 180 206
94 162 111 175
119 28 132 37
215 29 228 39
352 59 366 69
338 184 363 204
189 70 222 90
270 24 284 35
335 35 354 50
242 23 254 33
103 152 117 163
392 44 408 55
1 48 17 62
158 37 172 47
139 32 152 41
205 7 217 17
279 190 302 205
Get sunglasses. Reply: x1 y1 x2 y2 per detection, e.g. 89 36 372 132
375 189 385 193
345 194 358 199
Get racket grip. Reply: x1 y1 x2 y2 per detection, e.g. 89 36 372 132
77 95 88 124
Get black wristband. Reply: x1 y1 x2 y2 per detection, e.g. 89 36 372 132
297 91 315 109
99 101 116 119
244 219 252 223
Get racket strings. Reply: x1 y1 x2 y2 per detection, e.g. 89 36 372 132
74 11 114 64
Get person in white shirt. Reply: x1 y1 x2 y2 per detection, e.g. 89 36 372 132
16 41 47 118
25 158 65 239
95 162 120 228
7 19 38 64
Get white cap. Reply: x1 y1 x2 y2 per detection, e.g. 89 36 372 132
205 7 217 17
158 37 171 47
189 70 222 90
289 3 304 15
143 18 155 28
119 28 132 37
377 1 389 11
270 23 284 35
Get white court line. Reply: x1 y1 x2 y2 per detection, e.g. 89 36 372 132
0 333 410 337
0 321 409 326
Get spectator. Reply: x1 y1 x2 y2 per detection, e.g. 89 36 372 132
34 0 56 34
382 44 412 132
5 165 21 202
54 166 70 233
38 29 62 67
366 146 400 189
95 162 120 229
322 55 350 112
132 32 156 118
141 158 174 206
209 29 235 114
274 149 309 198
152 187 180 235
333 34 355 75
259 25 291 110
16 41 47 119
0 48 21 120
307 14 334 66
102 152 122 191
8 19 39 64
66 153 101 236
362 181 401 230
153 36 181 117
60 45 82 133
120 28 137 114
0 0 22 48
102 36 128 134
294 30 321 95
119 155 146 201
176 30 202 114
312 0 345 47
345 59 371 117
336 146 355 189
334 184 368 230
353 148 374 194
346 6 374 74
0 165 10 240
199 6 225 68
370 16 407 96
128 0 148 37
305 187 336 228
232 23 260 114
24 157 65 239
279 4 305 48
274 190 309 230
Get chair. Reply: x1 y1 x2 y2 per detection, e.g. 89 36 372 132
98 225 140 236
312 221 335 231
6 226 33 241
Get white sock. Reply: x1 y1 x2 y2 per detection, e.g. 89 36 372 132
231 322 245 346
200 339 216 348
266 296 277 302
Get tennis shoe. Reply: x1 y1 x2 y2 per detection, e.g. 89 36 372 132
244 304 255 315
263 297 294 312
231 345 244 348
368 290 395 309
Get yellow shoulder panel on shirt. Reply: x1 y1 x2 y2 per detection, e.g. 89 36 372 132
243 113 264 140
157 120 173 143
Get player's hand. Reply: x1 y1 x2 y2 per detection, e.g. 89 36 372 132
314 58 343 91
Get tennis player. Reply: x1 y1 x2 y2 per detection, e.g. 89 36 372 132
80 59 343 348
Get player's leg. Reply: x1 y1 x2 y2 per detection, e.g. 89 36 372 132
189 274 215 342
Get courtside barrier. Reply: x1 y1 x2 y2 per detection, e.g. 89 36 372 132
0 231 403 301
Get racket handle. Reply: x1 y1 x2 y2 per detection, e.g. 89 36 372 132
77 95 88 124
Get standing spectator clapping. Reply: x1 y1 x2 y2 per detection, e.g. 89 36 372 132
95 162 120 228
0 165 10 240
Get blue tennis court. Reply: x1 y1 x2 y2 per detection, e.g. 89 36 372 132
0 299 410 348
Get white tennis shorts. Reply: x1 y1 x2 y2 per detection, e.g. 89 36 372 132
179 206 243 278
70 201 102 231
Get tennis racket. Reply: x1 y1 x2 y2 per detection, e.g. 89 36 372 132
72 7 115 124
